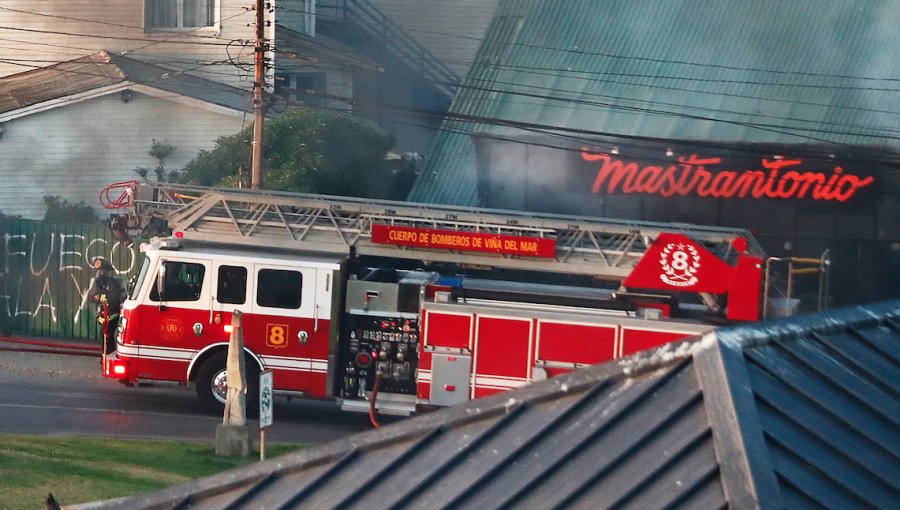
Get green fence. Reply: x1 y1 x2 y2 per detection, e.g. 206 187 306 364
0 218 140 340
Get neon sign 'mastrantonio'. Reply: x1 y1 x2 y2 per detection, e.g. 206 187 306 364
581 150 875 202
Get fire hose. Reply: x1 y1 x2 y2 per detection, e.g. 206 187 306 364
368 372 382 428
101 302 109 369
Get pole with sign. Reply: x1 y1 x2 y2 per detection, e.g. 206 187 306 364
259 370 273 461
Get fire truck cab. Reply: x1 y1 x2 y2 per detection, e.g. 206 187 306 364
114 238 343 411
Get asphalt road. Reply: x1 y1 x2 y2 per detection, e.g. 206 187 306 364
0 348 381 445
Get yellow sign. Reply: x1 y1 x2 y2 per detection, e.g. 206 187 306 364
266 324 289 348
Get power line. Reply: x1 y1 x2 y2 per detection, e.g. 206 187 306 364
357 62 900 147
455 77 900 139
271 84 900 169
5 5 898 100
0 25 231 46
3 4 900 167
0 5 154 32
398 20 900 84
7 41 898 171
3 51 895 165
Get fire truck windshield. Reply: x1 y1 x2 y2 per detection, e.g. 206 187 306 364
129 257 151 301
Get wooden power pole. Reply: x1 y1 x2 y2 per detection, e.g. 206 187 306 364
251 0 265 189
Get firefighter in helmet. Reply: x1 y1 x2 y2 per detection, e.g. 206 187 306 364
91 257 124 355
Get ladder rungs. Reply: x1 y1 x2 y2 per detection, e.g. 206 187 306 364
127 182 765 280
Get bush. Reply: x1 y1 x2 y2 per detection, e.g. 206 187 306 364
43 196 97 224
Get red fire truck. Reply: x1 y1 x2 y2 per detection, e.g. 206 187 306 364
98 181 806 415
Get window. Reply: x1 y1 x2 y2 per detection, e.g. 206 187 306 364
278 0 316 36
151 261 206 302
257 269 302 309
145 0 215 29
274 73 326 108
217 265 247 305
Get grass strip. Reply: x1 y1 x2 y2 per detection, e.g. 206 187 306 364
0 435 302 509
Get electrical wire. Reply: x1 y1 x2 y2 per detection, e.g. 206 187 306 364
3 3 900 173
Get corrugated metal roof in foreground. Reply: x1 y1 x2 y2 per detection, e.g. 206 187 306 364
409 0 900 205
78 300 900 510
733 305 900 509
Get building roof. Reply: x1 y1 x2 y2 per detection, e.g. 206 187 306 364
0 51 250 119
77 299 900 509
408 0 900 205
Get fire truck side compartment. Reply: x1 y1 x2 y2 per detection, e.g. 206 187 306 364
430 353 472 406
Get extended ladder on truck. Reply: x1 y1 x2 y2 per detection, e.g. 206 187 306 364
102 181 764 284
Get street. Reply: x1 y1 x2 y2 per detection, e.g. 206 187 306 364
0 349 379 445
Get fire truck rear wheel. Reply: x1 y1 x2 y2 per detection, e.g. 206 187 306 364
195 351 260 416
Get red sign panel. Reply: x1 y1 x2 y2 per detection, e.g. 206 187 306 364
624 233 733 294
371 224 556 258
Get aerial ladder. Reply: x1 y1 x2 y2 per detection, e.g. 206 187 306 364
102 181 770 320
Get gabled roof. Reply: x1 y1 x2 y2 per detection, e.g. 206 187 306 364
0 51 250 119
408 0 900 205
81 300 900 509
0 52 123 112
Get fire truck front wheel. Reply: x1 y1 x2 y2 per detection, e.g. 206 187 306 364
195 352 260 415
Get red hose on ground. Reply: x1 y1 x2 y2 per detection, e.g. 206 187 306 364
369 372 382 428
0 336 99 352
0 346 98 357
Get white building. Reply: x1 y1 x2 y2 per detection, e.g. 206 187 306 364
0 52 248 218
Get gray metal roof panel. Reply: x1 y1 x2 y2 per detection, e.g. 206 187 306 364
723 303 900 509
106 53 250 112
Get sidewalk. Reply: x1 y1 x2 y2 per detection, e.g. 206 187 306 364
0 335 102 379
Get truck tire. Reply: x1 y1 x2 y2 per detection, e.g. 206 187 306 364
195 351 261 416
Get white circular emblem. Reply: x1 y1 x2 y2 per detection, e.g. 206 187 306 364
659 242 700 287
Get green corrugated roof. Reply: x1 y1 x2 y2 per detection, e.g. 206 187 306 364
409 0 900 205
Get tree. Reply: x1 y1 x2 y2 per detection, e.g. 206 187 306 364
43 195 97 224
179 108 417 199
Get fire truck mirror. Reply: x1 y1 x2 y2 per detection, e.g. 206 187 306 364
127 273 138 295
156 263 167 300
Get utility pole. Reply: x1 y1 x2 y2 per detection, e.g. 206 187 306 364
250 0 265 189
